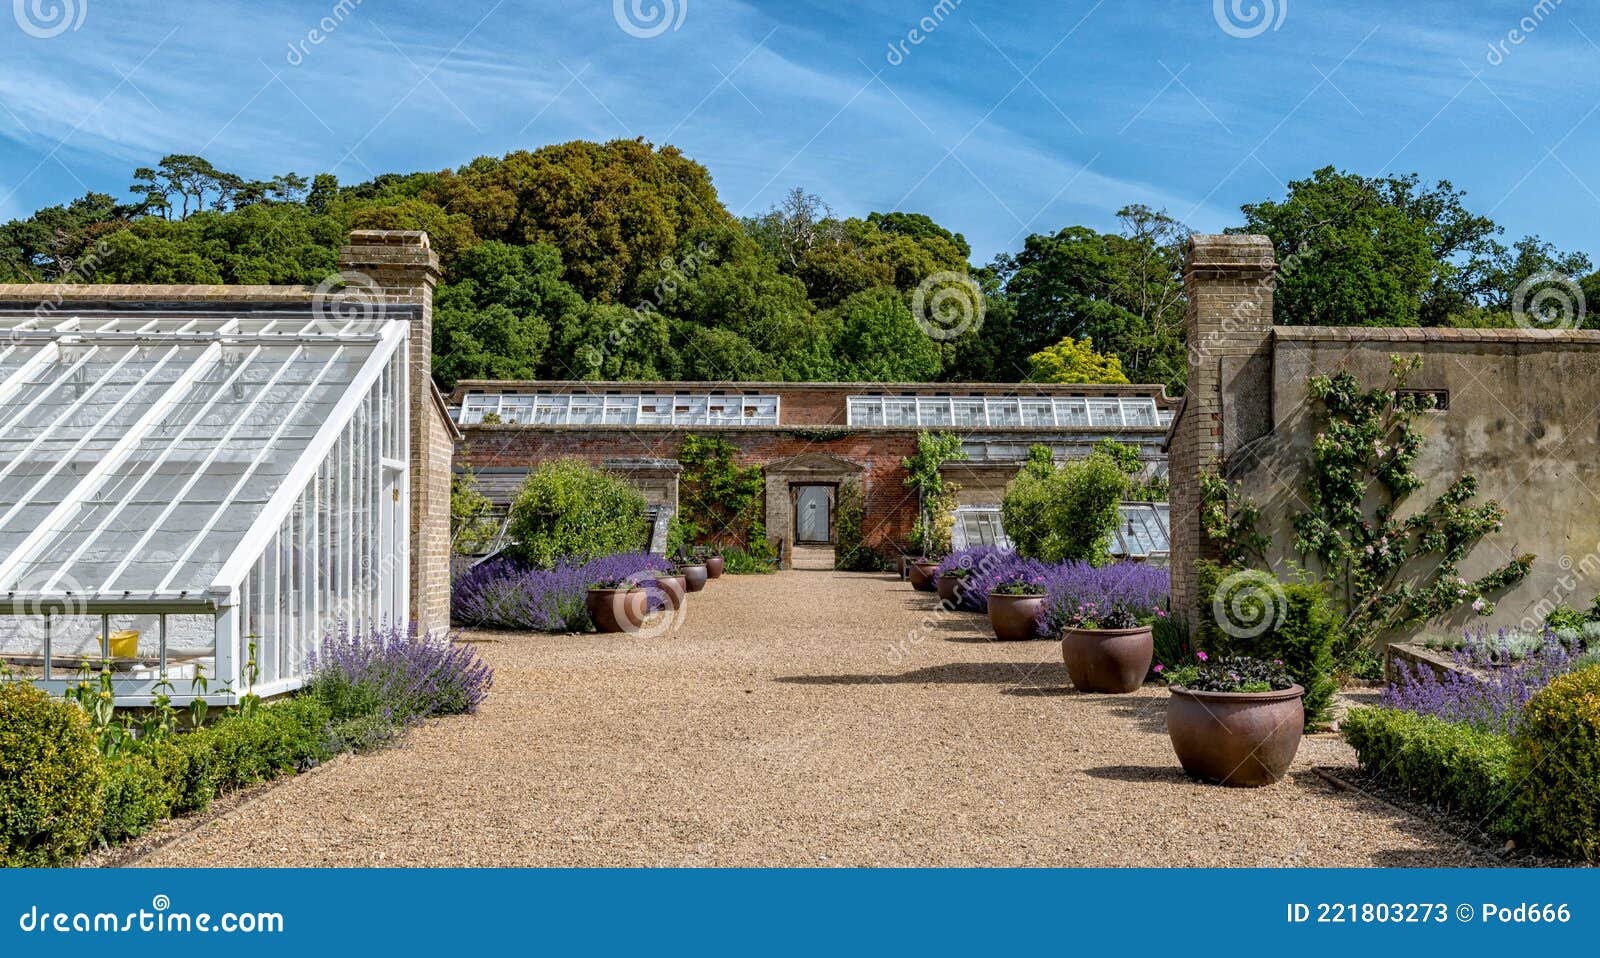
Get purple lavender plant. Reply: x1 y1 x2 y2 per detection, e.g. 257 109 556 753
1040 561 1169 634
309 622 494 722
451 552 672 631
1383 631 1575 734
934 546 1039 612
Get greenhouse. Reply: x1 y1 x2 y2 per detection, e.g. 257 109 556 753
0 309 411 704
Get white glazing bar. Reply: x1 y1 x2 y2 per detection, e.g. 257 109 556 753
0 342 197 582
95 345 318 594
0 345 105 442
0 340 63 408
38 344 268 592
157 345 354 595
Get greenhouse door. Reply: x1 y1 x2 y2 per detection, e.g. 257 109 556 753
381 465 405 625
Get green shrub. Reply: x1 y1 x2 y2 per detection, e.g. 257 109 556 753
1001 451 1127 563
834 480 888 571
675 435 766 551
182 697 334 798
507 459 649 567
1508 665 1600 860
97 741 186 844
0 683 106 866
1196 561 1340 728
1151 615 1195 672
1342 706 1516 830
721 544 775 574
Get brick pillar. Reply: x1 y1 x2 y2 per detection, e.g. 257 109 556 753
1169 235 1275 627
337 230 450 634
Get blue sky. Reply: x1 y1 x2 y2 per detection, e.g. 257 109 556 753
2 0 1598 264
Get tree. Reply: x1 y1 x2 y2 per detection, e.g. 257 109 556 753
0 191 131 281
430 241 585 387
1001 450 1129 564
1025 336 1128 384
828 288 942 381
427 139 735 303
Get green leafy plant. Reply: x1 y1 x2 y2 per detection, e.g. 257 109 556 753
675 434 766 550
451 469 500 555
833 479 886 571
1159 653 1294 693
507 458 650 567
719 544 775 575
1341 706 1516 832
1508 664 1600 860
1001 449 1128 564
902 431 967 557
0 683 106 866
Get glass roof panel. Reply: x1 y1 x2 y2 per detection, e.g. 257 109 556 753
0 314 399 602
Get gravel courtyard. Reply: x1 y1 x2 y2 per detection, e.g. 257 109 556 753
139 550 1483 867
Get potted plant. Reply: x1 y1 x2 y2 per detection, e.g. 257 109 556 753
908 558 939 592
650 567 688 610
676 555 710 592
704 550 726 579
1059 600 1161 694
936 566 971 605
586 577 649 633
1161 653 1304 787
987 572 1046 640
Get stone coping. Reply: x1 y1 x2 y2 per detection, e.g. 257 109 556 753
1276 325 1600 345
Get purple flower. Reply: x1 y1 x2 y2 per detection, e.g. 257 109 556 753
1382 630 1575 734
309 622 493 721
1196 650 1208 662
451 552 673 632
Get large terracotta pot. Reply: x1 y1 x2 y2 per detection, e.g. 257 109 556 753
586 587 648 633
681 563 709 592
908 560 939 591
1167 684 1305 787
987 592 1044 640
705 555 725 578
652 574 687 610
936 573 965 605
1061 626 1154 694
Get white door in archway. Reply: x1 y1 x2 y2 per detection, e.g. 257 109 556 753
796 485 831 543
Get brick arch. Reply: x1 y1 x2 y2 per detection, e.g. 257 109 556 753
762 453 866 565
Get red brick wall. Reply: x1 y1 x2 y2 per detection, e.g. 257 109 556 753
458 426 924 552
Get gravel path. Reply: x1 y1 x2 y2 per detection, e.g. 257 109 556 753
138 552 1483 867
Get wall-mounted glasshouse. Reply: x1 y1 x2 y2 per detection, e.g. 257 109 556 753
0 309 410 704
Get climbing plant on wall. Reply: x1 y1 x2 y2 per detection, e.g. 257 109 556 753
902 431 967 558
675 434 769 554
1201 355 1534 649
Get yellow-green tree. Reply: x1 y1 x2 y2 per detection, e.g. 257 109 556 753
1025 336 1129 384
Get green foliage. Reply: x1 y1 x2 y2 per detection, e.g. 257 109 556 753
451 470 500 556
1025 336 1129 384
431 241 580 388
1508 666 1600 860
186 697 334 796
827 287 942 381
1341 707 1516 830
902 432 967 557
0 683 106 866
675 435 766 549
1546 595 1600 631
1198 473 1268 566
1291 357 1533 644
833 479 886 571
719 544 775 574
96 741 186 844
1151 614 1197 671
1001 451 1128 563
507 459 650 567
1195 561 1340 728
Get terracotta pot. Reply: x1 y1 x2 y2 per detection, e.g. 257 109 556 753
1167 684 1305 787
705 555 725 578
987 592 1044 640
681 563 709 592
1061 626 1154 694
936 573 966 605
908 560 939 592
652 574 687 610
586 587 648 634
